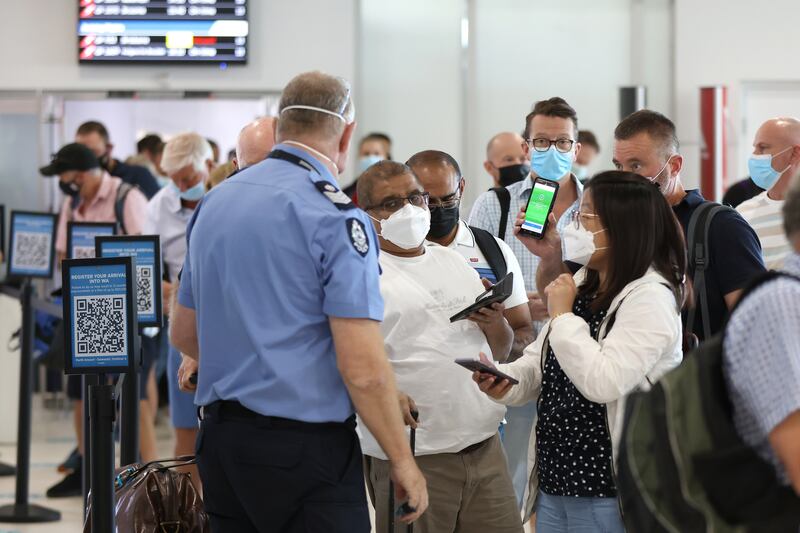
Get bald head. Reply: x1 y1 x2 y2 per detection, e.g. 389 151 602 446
484 132 528 186
753 117 800 194
235 117 276 169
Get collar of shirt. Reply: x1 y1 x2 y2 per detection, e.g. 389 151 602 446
272 143 339 189
510 172 584 201
82 172 115 211
453 219 476 248
674 189 704 210
785 252 800 276
161 183 186 215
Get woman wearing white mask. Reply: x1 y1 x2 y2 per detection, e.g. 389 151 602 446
472 171 687 532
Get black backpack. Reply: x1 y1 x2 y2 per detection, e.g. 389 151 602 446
618 271 800 533
470 226 507 281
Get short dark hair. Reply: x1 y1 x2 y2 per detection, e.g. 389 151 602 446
524 97 579 139
357 160 417 209
578 130 600 152
137 134 163 155
581 171 687 312
405 150 461 180
615 109 679 156
360 132 393 160
76 121 110 143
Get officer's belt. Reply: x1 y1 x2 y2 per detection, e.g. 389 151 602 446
202 400 356 430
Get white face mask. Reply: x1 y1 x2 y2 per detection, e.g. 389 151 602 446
370 203 431 250
561 222 607 266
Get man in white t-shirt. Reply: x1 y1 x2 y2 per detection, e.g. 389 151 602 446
737 117 800 269
356 161 523 533
408 149 533 360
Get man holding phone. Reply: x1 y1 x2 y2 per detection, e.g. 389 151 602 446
468 96 584 510
357 161 523 533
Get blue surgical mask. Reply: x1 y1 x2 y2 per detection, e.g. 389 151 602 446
358 155 384 174
532 146 573 182
748 147 792 190
172 180 205 201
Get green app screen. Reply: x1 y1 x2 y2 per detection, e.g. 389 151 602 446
522 183 556 234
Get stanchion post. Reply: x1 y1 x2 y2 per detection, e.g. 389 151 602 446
89 378 115 533
120 335 141 466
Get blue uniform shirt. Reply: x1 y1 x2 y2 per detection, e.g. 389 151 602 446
177 143 384 423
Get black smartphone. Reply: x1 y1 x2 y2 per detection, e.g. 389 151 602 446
519 177 560 239
449 272 514 323
454 359 520 385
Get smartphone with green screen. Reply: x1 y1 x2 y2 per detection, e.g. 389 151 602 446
519 177 560 239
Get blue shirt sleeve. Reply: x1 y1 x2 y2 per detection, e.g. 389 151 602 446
709 209 766 295
313 210 383 320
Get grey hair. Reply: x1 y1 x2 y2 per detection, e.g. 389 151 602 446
161 133 213 175
276 71 355 140
783 177 800 238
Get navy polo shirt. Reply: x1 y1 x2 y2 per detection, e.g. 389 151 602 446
673 189 766 340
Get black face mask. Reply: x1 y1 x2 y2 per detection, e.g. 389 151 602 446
99 152 112 171
428 204 460 239
59 181 80 198
498 163 530 187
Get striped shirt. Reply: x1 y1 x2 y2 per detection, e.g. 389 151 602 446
737 191 790 270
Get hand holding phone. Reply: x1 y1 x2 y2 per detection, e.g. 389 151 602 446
519 178 560 239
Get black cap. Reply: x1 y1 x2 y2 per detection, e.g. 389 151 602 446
39 143 100 176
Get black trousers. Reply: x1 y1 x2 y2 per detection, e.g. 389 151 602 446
197 402 371 533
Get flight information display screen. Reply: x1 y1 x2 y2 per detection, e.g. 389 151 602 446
78 1 249 64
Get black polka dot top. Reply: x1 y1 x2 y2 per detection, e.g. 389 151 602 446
536 294 616 498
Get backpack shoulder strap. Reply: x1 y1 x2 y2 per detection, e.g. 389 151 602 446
490 187 511 239
470 226 508 281
114 182 135 235
685 201 732 339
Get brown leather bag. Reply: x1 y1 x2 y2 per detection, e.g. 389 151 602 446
84 456 209 533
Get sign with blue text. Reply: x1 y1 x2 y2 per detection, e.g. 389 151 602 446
96 235 163 328
62 257 137 375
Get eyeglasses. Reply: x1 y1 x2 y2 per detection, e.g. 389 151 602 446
366 192 430 213
569 209 600 229
525 137 575 153
428 182 463 209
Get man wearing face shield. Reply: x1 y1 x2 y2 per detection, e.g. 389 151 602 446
357 160 522 533
39 142 151 497
529 109 765 344
736 117 800 269
75 121 161 199
169 71 428 532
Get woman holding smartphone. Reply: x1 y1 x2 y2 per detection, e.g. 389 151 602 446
473 171 686 532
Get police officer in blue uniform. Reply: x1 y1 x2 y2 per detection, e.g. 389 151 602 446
170 71 428 532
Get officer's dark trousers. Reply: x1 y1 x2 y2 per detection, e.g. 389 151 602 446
196 401 371 533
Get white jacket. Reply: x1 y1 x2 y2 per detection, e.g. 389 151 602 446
495 267 683 518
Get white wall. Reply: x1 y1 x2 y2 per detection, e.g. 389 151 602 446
1 1 356 92
674 0 800 189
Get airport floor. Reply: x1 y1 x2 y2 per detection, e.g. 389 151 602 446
0 399 534 533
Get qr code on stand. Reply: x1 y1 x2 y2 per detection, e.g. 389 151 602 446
136 265 154 315
73 246 95 259
12 231 51 271
74 295 128 356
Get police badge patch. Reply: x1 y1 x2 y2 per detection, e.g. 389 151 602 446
347 218 369 257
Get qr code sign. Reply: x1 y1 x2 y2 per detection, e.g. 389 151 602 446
12 231 51 271
136 265 154 315
73 246 95 259
74 295 128 357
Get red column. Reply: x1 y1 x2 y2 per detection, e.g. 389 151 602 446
699 86 728 202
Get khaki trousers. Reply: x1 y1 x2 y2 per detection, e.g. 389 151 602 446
365 433 523 533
